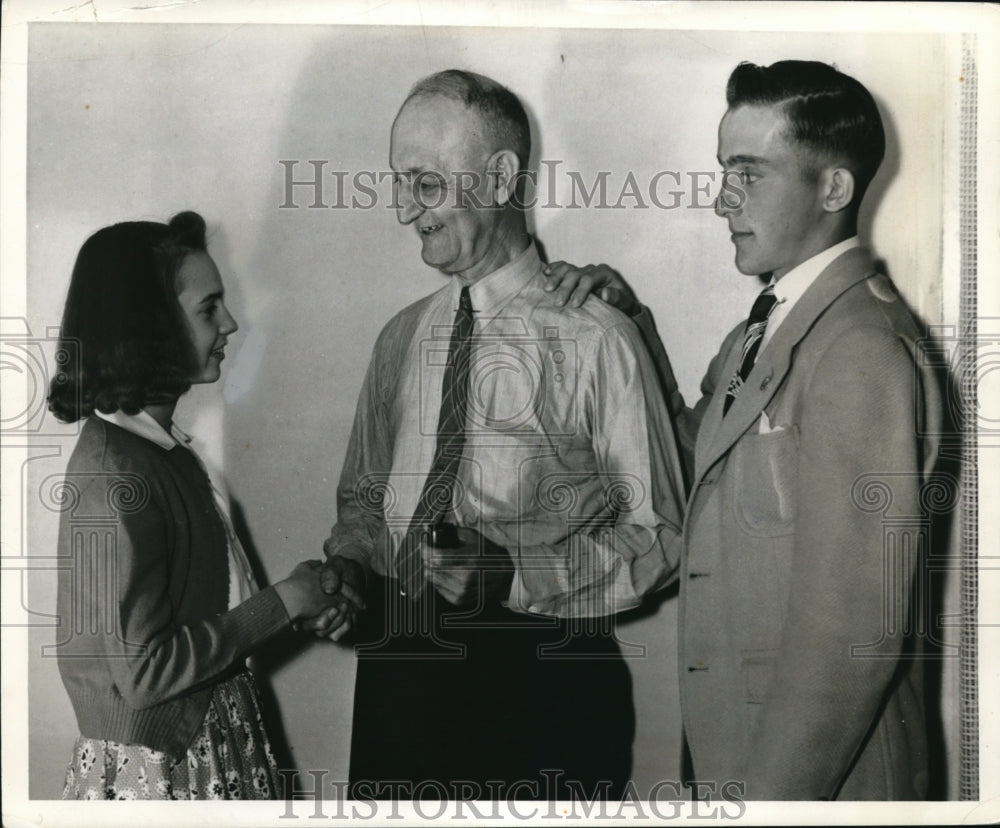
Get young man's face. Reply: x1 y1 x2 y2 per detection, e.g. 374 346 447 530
715 103 828 280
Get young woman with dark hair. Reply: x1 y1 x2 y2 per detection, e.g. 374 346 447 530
50 212 350 800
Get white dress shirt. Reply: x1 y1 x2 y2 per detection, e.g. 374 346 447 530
326 243 686 617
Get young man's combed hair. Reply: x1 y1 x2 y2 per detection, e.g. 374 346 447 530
727 60 886 203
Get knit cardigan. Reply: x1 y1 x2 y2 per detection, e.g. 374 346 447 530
55 417 291 758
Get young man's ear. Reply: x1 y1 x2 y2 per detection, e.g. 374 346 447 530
488 149 521 207
820 166 856 213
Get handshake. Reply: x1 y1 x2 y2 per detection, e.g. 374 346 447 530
273 525 516 640
273 556 367 642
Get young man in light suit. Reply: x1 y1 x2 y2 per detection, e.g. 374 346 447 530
545 60 943 800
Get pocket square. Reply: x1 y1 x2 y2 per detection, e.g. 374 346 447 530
758 410 785 434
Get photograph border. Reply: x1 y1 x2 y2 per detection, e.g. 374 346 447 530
2 1 998 825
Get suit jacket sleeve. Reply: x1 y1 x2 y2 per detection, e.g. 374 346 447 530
742 324 928 798
632 304 726 483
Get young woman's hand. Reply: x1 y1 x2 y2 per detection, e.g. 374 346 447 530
299 556 367 642
275 560 343 622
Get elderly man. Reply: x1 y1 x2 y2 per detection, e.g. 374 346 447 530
545 60 943 800
313 70 685 800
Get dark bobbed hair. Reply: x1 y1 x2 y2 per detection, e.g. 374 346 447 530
726 60 886 205
403 69 531 193
48 211 208 423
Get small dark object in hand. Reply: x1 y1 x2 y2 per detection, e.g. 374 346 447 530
430 522 460 549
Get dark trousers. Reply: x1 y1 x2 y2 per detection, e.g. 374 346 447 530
348 575 635 800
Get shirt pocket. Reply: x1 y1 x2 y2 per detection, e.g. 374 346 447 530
729 425 798 538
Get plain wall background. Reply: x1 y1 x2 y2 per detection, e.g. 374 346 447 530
24 23 957 798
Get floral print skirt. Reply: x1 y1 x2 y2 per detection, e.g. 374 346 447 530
61 670 281 800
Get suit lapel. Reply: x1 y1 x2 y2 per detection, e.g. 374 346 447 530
695 247 876 480
693 332 742 479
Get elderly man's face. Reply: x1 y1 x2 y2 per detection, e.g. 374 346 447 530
390 96 506 282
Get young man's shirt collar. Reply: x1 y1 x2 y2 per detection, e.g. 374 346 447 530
762 236 860 349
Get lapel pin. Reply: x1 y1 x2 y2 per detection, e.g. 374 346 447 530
760 375 772 391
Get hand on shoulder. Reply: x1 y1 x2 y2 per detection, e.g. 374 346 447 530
543 261 639 316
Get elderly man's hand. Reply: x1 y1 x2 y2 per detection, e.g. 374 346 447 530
422 526 514 608
543 261 639 315
297 556 367 642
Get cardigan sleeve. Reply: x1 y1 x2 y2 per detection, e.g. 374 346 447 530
77 455 292 710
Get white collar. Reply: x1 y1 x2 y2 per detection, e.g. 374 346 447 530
94 408 192 451
771 236 860 304
455 241 540 314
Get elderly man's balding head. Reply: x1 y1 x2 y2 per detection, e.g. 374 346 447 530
399 70 531 172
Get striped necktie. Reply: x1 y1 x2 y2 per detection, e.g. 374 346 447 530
723 284 778 416
396 286 475 598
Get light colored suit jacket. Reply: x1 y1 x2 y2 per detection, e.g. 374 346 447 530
654 247 942 799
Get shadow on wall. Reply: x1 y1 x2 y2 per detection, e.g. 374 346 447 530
858 93 900 246
870 94 960 799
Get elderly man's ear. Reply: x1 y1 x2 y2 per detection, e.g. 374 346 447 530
487 149 521 207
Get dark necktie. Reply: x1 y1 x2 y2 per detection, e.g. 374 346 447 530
396 286 475 598
723 284 778 416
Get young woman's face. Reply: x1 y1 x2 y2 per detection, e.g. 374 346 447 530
175 252 238 384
